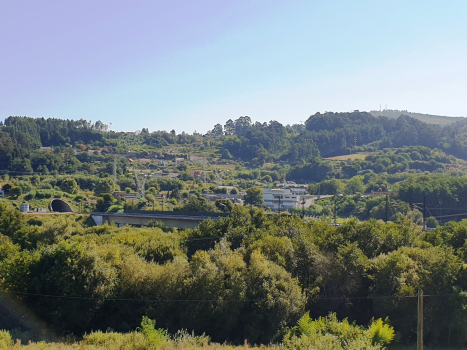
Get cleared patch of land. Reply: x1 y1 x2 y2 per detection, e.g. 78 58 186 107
325 152 370 161
368 109 465 125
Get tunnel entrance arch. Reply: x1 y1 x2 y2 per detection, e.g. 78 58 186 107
50 199 73 213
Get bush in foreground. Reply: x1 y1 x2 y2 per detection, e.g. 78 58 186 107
0 330 13 350
283 312 394 350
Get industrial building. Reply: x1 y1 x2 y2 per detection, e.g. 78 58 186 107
263 188 310 210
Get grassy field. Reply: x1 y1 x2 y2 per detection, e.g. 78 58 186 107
209 164 236 171
324 152 371 161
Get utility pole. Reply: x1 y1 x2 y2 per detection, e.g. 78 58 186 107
334 196 337 224
301 199 306 219
423 195 426 228
113 155 117 184
385 194 389 223
273 196 282 214
354 137 357 150
417 288 424 350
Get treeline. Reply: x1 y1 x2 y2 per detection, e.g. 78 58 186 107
220 120 319 164
2 204 467 346
3 111 467 167
304 111 467 159
212 112 467 162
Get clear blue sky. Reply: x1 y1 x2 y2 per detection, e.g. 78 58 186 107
1 1 467 133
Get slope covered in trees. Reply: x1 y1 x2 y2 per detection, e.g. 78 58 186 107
1 204 467 346
3 111 467 166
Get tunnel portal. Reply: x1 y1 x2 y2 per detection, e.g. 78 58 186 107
50 199 73 213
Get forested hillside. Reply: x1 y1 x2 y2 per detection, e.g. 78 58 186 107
3 111 467 166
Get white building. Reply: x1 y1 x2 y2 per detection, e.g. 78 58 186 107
263 184 315 211
263 188 301 210
275 182 308 195
20 203 30 213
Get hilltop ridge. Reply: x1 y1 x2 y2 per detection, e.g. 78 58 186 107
368 109 465 125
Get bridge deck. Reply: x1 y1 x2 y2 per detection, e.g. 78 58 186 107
91 212 222 228
92 212 222 221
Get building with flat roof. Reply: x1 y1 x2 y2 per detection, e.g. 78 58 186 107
263 188 301 210
275 182 308 194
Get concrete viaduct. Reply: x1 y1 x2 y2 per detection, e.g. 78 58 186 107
91 211 229 229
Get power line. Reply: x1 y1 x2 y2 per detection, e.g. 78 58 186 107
2 291 461 303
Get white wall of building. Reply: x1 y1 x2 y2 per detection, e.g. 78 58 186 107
263 188 301 210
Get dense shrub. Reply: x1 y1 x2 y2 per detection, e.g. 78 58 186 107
0 330 13 349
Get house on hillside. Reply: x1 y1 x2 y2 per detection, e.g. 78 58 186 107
188 170 202 178
39 146 53 152
154 159 166 166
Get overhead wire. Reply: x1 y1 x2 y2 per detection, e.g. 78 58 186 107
2 290 462 303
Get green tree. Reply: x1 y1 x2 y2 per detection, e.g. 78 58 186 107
94 178 116 196
61 178 79 194
426 216 439 228
215 199 234 213
345 176 365 194
0 202 26 238
244 187 263 206
179 195 216 212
